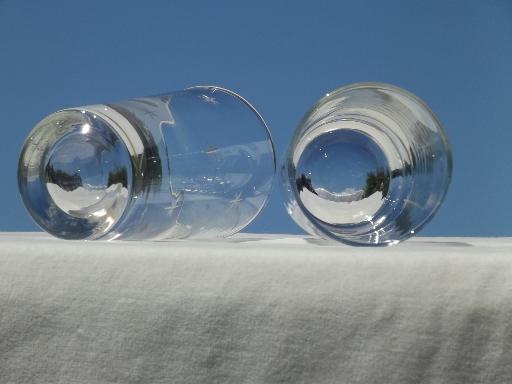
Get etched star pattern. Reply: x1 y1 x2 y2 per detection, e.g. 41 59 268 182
229 192 243 208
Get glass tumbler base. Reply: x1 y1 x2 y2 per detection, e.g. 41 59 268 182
18 109 133 239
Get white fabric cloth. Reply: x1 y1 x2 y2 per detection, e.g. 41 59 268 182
1 233 512 384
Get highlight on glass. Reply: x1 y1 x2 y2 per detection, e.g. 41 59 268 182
19 86 276 240
282 82 452 246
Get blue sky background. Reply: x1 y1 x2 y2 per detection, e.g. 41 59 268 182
1 0 511 236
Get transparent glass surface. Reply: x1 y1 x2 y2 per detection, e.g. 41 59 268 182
19 86 275 240
282 83 452 246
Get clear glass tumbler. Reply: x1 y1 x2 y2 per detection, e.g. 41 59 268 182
282 82 452 246
19 86 275 240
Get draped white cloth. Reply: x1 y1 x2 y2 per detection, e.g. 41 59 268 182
1 233 511 384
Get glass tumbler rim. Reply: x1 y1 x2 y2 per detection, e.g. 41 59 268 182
185 84 277 167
